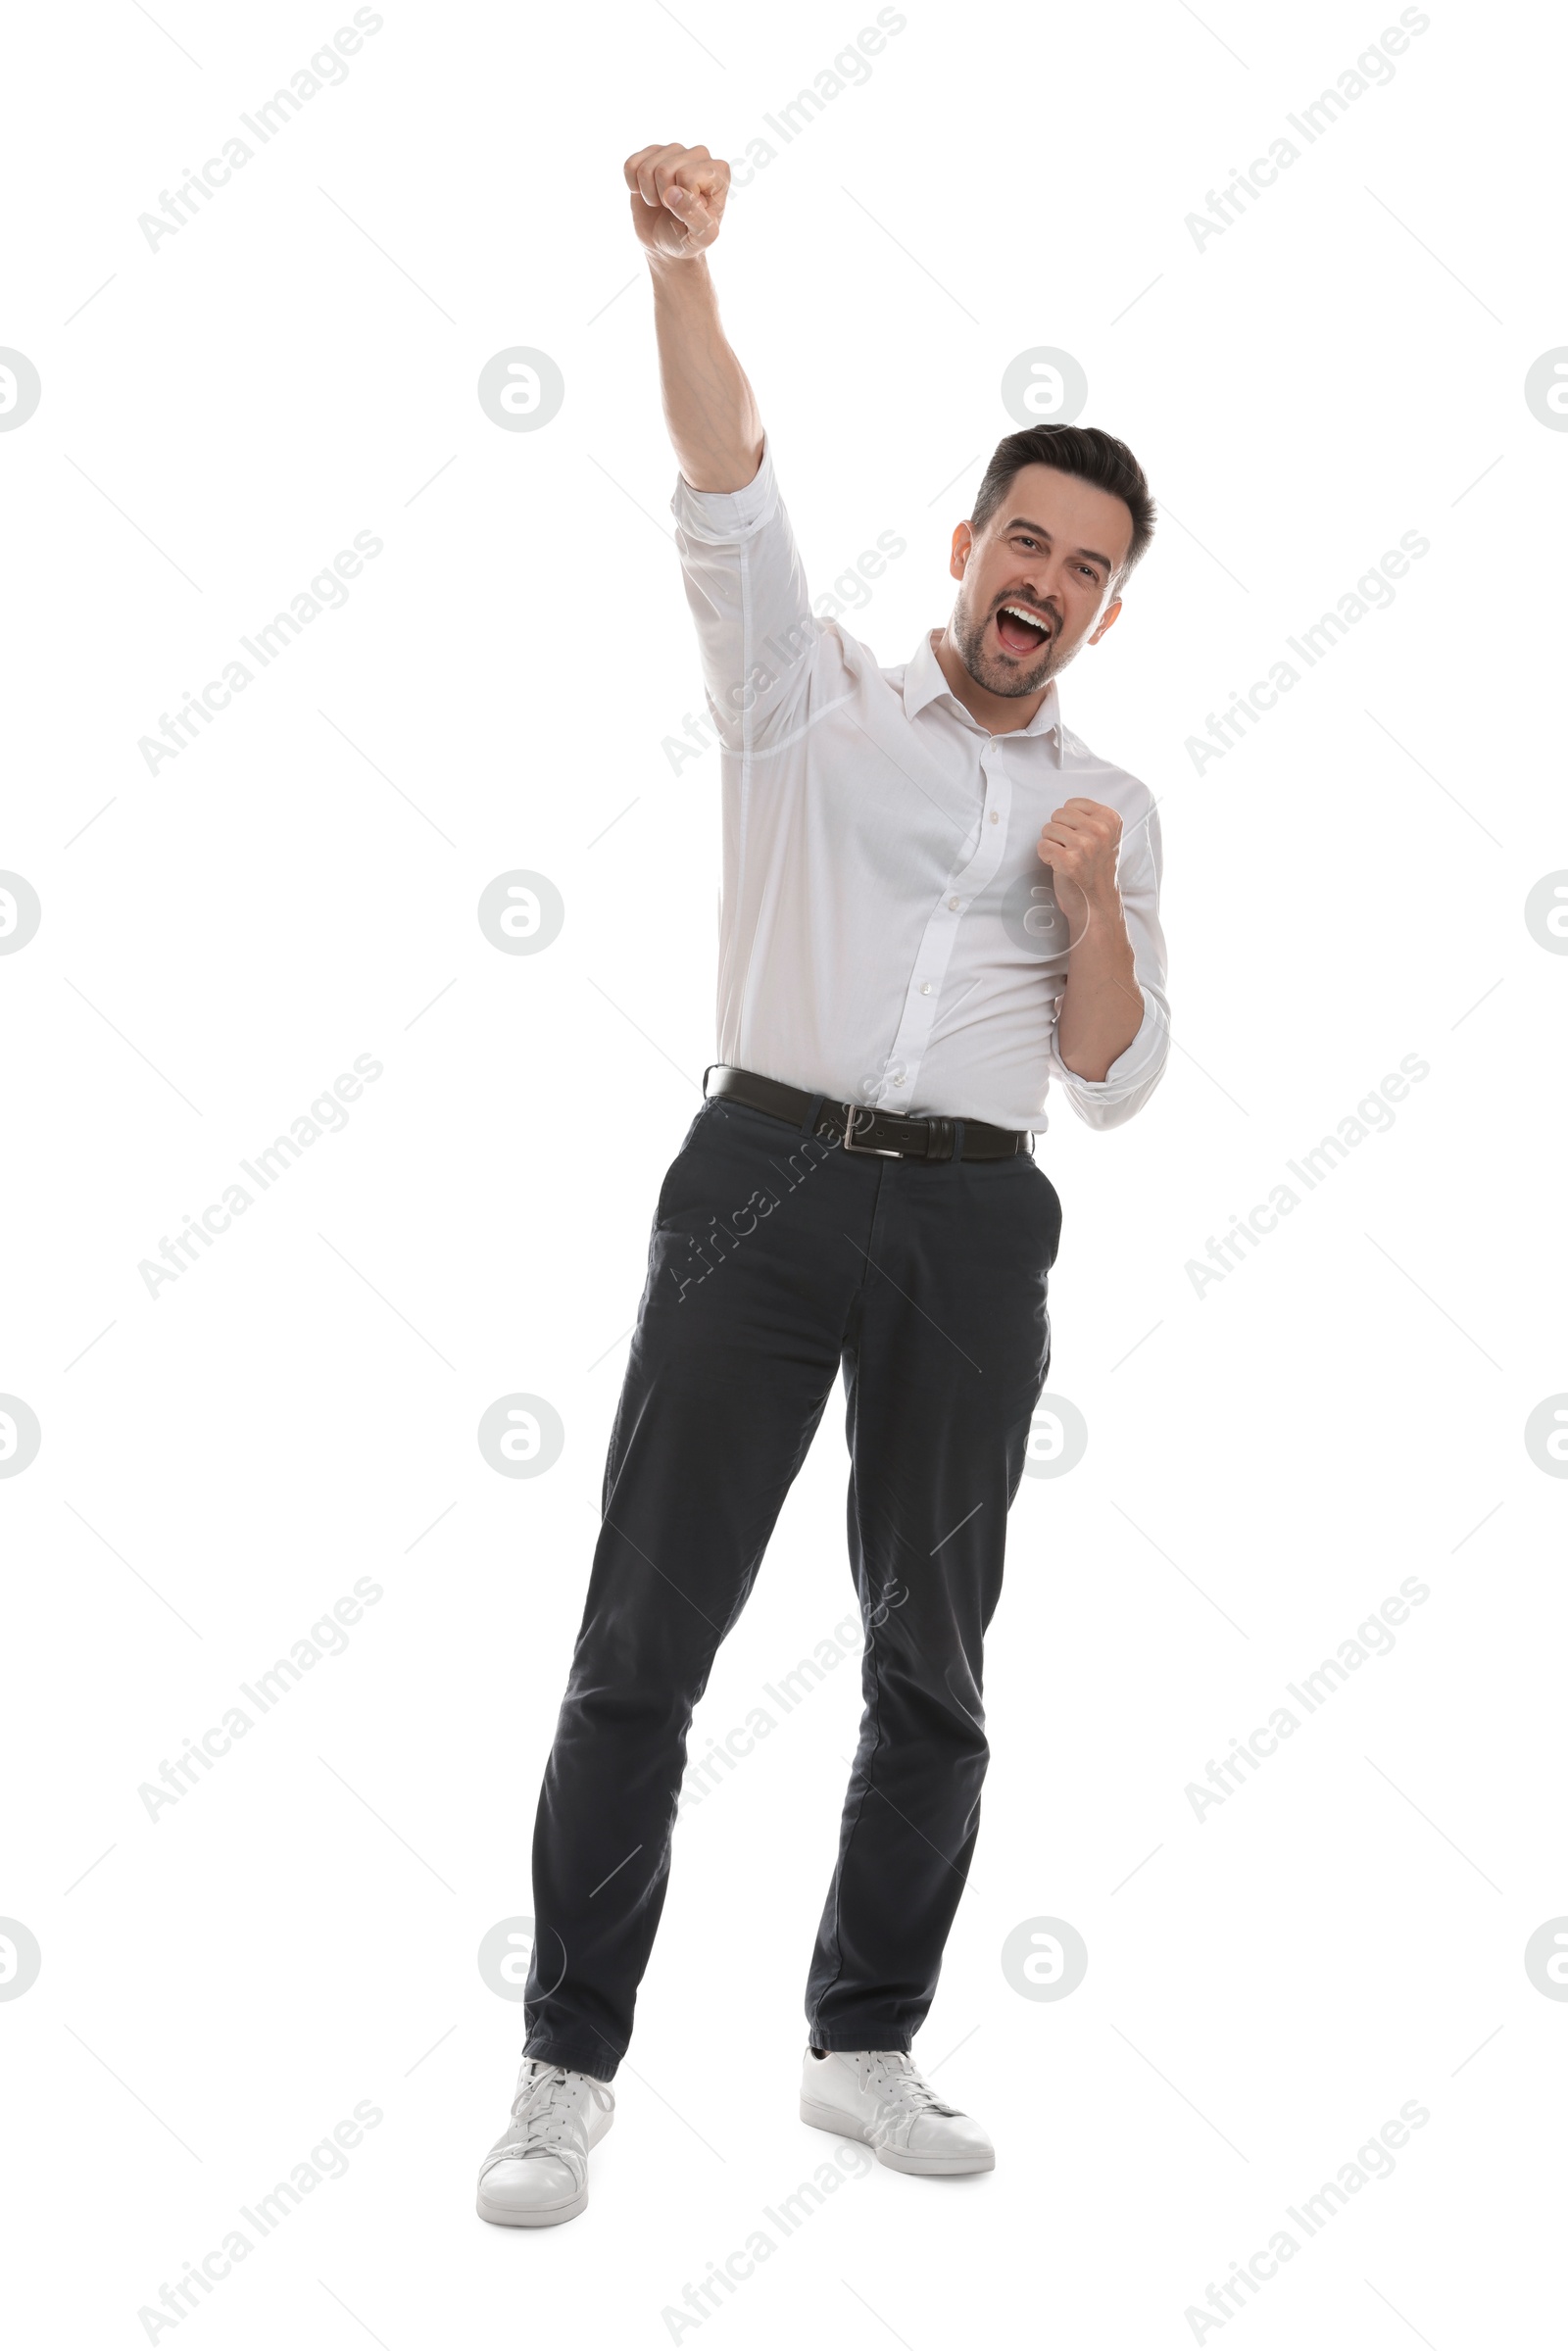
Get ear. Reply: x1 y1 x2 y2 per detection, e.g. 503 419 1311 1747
950 521 974 582
1088 595 1123 646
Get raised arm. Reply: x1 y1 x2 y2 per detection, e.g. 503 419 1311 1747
624 144 761 493
625 141 820 750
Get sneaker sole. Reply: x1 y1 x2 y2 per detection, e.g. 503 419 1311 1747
476 2183 588 2228
799 2095 995 2176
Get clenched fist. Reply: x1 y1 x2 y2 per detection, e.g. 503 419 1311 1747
1037 798 1124 942
624 143 730 260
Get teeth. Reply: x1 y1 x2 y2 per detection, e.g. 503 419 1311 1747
1000 604 1051 634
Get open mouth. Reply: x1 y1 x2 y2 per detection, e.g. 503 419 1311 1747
994 602 1054 657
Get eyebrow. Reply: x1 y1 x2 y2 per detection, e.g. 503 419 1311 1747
1003 517 1115 573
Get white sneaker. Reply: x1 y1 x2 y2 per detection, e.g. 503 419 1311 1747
800 2046 995 2176
476 2056 615 2227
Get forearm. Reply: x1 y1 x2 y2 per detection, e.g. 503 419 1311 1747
1055 889 1144 1082
647 253 763 494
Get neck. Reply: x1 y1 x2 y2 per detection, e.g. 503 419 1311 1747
930 626 1054 736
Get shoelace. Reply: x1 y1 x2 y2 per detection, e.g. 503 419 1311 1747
484 2064 611 2177
854 2052 959 2146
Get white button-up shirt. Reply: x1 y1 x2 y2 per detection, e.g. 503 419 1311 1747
672 440 1170 1132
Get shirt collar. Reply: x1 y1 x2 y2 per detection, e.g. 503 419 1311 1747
902 627 1063 760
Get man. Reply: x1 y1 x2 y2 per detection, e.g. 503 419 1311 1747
476 142 1170 2229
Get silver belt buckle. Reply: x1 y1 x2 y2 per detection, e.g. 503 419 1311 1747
842 1104 906 1157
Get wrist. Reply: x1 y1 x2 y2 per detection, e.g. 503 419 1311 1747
1063 889 1133 968
646 248 713 291
1062 876 1123 921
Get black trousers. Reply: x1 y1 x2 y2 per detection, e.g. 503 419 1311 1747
522 1092 1062 2079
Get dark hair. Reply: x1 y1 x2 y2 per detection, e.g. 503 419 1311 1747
970 425 1155 581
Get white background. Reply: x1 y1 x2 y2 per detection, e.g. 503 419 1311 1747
3 0 1565 2343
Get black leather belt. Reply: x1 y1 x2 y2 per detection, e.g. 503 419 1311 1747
704 1064 1030 1162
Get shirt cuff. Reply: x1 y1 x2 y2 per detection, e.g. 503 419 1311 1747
670 436 777 543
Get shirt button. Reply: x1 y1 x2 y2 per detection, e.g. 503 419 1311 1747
989 810 999 823
949 896 960 910
893 1075 906 1086
921 982 932 995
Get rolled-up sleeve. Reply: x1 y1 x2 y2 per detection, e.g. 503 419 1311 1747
1047 793 1171 1130
670 436 823 751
